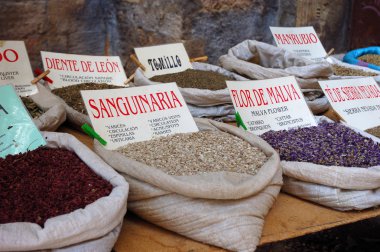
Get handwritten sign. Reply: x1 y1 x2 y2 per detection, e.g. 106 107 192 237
227 76 317 135
81 83 198 149
319 77 380 130
0 41 37 96
41 51 127 89
270 26 327 62
0 84 46 158
134 43 193 78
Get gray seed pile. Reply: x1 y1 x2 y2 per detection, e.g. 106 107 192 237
118 131 267 176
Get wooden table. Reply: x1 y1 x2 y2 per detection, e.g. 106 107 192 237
61 125 380 252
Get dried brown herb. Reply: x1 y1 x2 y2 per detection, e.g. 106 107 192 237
358 54 380 66
22 97 44 119
0 147 112 227
150 69 231 90
365 126 380 138
52 83 124 114
332 64 377 76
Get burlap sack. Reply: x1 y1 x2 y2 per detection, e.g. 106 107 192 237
94 118 282 252
0 132 129 251
218 40 333 114
31 103 66 131
31 83 92 129
280 117 380 211
134 62 248 106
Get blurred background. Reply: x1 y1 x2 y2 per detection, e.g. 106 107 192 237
1 0 378 73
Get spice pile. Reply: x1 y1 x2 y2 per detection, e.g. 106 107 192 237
261 122 380 168
118 131 267 176
365 126 380 138
0 148 112 227
22 97 44 118
358 54 380 66
150 69 231 90
332 64 377 76
52 83 123 114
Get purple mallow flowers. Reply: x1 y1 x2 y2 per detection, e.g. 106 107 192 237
261 122 380 168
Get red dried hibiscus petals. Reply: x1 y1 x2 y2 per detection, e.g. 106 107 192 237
0 147 112 227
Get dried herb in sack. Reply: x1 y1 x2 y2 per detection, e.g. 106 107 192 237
52 83 123 114
118 131 267 176
150 69 231 90
0 147 112 227
332 64 377 76
22 97 44 119
358 54 380 66
261 122 380 168
365 126 380 139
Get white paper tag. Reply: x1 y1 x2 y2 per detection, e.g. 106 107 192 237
134 43 193 78
319 77 380 130
41 51 128 89
0 41 37 96
270 26 327 62
227 76 317 135
81 83 199 150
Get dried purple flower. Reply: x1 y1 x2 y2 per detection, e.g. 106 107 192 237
261 122 380 168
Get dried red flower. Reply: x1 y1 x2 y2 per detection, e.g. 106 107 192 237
0 147 112 227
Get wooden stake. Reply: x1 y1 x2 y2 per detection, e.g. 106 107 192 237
124 72 135 85
31 69 50 84
190 56 208 62
130 54 146 71
324 48 335 59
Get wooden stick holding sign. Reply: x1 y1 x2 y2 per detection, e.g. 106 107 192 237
190 56 208 62
324 48 335 59
124 70 136 85
130 54 146 71
31 70 50 84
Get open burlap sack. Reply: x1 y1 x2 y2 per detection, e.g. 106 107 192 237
0 132 129 251
30 102 66 131
31 83 93 129
279 117 380 211
94 118 282 252
134 62 248 106
218 40 333 114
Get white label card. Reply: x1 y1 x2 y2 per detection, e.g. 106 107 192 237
134 43 193 78
227 76 317 135
81 83 199 150
270 26 327 62
319 77 380 130
0 41 37 96
41 51 128 89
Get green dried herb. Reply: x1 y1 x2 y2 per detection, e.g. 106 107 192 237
358 54 380 66
150 69 231 90
22 97 44 119
52 83 123 114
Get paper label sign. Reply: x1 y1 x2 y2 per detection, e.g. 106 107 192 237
270 26 327 62
0 41 37 96
81 83 199 150
319 77 380 130
41 51 128 89
227 76 317 135
0 84 46 158
134 43 193 78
